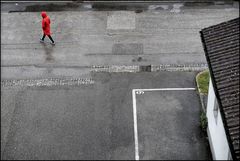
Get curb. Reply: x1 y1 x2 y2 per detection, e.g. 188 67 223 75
196 70 208 113
1 78 95 87
91 64 208 72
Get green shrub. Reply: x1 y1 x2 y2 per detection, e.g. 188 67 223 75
197 70 210 95
200 111 208 132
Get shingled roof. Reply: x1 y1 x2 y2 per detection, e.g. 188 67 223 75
200 17 239 160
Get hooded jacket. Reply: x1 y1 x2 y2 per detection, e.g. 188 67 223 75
41 12 51 35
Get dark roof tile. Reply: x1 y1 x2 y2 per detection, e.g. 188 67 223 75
200 17 240 160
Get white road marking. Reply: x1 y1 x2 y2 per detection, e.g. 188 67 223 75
132 87 195 160
132 89 139 160
134 88 195 92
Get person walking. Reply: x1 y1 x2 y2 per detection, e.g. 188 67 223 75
40 11 55 45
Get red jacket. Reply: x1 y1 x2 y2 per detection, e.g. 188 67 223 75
41 12 51 35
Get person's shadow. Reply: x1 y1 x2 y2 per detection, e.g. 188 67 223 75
41 42 55 62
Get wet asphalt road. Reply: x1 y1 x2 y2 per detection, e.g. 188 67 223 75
1 72 211 160
1 1 238 160
137 90 209 160
1 1 237 13
1 2 238 79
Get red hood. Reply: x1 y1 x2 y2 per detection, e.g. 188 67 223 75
41 11 47 18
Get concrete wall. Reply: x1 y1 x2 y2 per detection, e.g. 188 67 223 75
206 78 231 160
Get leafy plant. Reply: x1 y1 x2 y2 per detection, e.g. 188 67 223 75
197 70 210 95
200 111 208 132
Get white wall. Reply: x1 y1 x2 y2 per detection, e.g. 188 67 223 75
207 78 231 160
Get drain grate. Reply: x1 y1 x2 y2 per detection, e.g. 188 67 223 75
140 65 151 72
135 9 143 13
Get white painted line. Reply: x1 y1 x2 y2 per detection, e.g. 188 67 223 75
134 88 195 92
132 89 139 160
132 87 195 160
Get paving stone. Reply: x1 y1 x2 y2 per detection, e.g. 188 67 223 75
107 11 136 30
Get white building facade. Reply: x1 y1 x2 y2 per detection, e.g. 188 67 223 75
206 78 232 160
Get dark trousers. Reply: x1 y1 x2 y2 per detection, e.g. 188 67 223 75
41 34 54 43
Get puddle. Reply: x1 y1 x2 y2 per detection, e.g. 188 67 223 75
5 1 236 13
92 3 147 13
148 5 169 10
170 3 184 13
6 2 190 13
184 2 214 7
137 57 143 62
92 4 128 11
14 3 80 12
135 9 143 13
112 43 143 55
83 4 92 9
41 43 55 62
159 5 169 10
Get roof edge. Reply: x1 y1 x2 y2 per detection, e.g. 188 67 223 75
201 17 239 31
199 30 237 160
